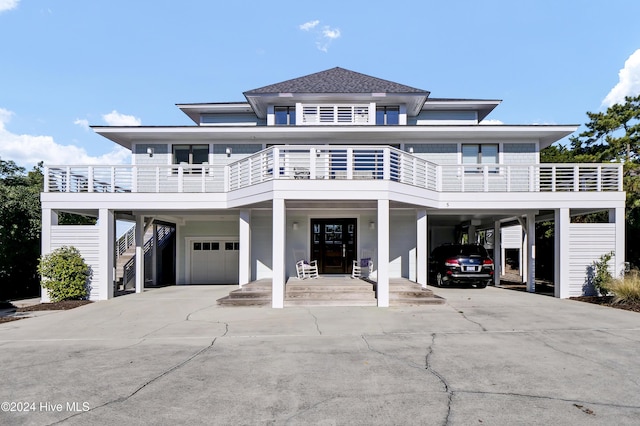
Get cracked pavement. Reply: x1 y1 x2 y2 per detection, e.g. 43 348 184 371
0 285 639 425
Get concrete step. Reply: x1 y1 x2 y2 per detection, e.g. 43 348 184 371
287 285 374 293
284 299 378 307
226 290 273 299
286 292 376 300
217 296 271 307
389 297 446 306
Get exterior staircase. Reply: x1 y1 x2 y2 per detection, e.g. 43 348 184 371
216 277 445 307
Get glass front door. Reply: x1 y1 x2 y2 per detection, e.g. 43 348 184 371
311 218 357 274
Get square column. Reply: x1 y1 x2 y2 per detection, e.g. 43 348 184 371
526 212 536 293
99 208 115 300
272 199 286 308
554 208 570 298
612 207 626 278
377 199 390 307
493 220 501 286
239 210 252 286
40 208 57 303
135 215 145 293
416 209 427 288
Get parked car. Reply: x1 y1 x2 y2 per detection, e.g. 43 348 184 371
429 244 494 288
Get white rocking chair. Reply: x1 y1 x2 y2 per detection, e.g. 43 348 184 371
294 250 318 279
352 258 373 279
296 259 318 279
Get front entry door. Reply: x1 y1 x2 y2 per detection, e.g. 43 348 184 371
311 219 357 274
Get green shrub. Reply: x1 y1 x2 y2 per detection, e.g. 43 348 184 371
610 270 640 304
38 246 90 302
592 251 614 296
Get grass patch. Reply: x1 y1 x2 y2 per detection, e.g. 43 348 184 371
610 271 640 304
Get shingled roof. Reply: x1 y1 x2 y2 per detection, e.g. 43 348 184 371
244 67 429 95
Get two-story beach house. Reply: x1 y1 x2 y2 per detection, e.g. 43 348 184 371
41 67 626 307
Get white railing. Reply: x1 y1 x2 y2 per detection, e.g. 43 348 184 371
438 164 623 192
44 147 623 194
116 225 135 258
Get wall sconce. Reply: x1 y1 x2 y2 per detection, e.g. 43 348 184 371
225 147 232 157
292 222 299 231
146 147 154 157
408 147 414 154
369 221 375 230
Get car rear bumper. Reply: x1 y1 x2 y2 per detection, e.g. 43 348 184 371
446 273 493 283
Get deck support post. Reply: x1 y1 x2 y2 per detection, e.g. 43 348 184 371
377 199 390 307
416 209 427 288
239 209 252 287
135 215 145 294
272 199 286 308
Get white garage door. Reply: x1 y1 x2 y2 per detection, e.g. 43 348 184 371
190 240 239 284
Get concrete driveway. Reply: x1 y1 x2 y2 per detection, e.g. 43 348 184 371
1 285 639 425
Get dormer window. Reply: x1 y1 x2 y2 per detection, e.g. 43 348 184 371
275 106 296 125
376 106 399 125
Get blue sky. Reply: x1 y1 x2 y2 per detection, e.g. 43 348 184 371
1 0 640 169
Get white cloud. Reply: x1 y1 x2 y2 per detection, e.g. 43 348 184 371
602 49 640 107
299 20 341 52
74 118 90 131
0 0 19 13
479 119 503 125
102 110 141 126
322 27 341 39
0 108 131 168
299 20 319 31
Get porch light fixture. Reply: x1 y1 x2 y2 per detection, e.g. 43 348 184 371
146 147 154 157
292 222 299 230
369 221 375 230
225 147 232 157
408 147 414 154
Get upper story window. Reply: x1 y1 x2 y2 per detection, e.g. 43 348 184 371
275 106 296 125
462 144 498 172
301 104 371 125
462 144 498 164
376 106 399 125
173 144 209 165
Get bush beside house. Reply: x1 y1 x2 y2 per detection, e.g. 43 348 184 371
38 246 91 302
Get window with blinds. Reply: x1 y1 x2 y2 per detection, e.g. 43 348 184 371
301 104 371 125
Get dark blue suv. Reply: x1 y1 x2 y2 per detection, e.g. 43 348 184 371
429 244 494 288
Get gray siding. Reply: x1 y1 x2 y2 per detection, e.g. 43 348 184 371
503 143 537 164
405 143 458 165
410 110 477 125
201 113 264 126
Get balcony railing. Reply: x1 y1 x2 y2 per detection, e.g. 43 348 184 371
44 146 623 194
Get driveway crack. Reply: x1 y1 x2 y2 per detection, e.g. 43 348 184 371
426 333 453 426
306 308 322 335
49 338 218 425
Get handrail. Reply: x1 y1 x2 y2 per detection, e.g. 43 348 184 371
44 147 623 194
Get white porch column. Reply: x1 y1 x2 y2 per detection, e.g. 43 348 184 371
135 215 145 293
526 212 536 293
98 208 115 300
272 199 286 308
40 208 57 303
377 199 390 307
239 209 252 287
416 209 428 288
612 207 626 278
554 208 570 298
493 220 502 286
